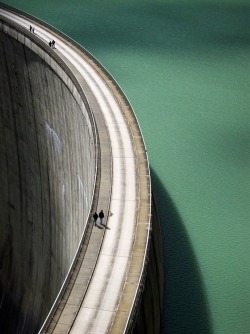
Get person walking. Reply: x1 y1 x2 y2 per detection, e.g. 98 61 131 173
93 212 98 226
52 40 55 48
99 210 104 225
29 25 32 32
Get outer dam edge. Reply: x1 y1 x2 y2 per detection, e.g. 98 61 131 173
0 3 164 333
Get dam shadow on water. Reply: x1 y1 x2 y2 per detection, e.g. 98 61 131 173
151 168 212 334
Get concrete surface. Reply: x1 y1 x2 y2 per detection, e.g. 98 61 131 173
0 5 163 334
0 14 97 333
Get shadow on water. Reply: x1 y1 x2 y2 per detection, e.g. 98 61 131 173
2 1 248 333
151 168 212 334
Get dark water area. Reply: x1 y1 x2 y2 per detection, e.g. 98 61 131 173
2 1 250 333
151 168 212 334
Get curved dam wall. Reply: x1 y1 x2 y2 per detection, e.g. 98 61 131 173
0 19 96 333
126 195 164 334
0 5 164 334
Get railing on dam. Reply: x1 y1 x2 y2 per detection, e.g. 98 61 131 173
0 3 164 333
0 8 100 333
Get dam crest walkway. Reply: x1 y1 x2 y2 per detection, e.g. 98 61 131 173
0 5 151 334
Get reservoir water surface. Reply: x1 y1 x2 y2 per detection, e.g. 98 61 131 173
2 1 250 333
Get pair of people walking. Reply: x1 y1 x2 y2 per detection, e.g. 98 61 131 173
93 210 104 226
49 40 56 48
29 25 35 33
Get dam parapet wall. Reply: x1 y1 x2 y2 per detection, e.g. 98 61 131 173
0 5 164 333
0 15 97 333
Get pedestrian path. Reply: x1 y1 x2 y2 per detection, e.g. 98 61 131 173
0 6 151 334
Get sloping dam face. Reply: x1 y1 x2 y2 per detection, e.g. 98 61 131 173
0 28 96 333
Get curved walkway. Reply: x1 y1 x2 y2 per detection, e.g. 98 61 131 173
0 6 151 334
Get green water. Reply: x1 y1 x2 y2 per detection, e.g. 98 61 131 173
2 1 250 333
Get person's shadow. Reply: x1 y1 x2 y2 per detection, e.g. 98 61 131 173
100 223 110 230
96 224 104 229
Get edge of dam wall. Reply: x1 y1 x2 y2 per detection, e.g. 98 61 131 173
0 4 164 333
0 14 98 333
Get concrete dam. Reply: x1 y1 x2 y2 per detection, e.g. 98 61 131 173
0 4 164 334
